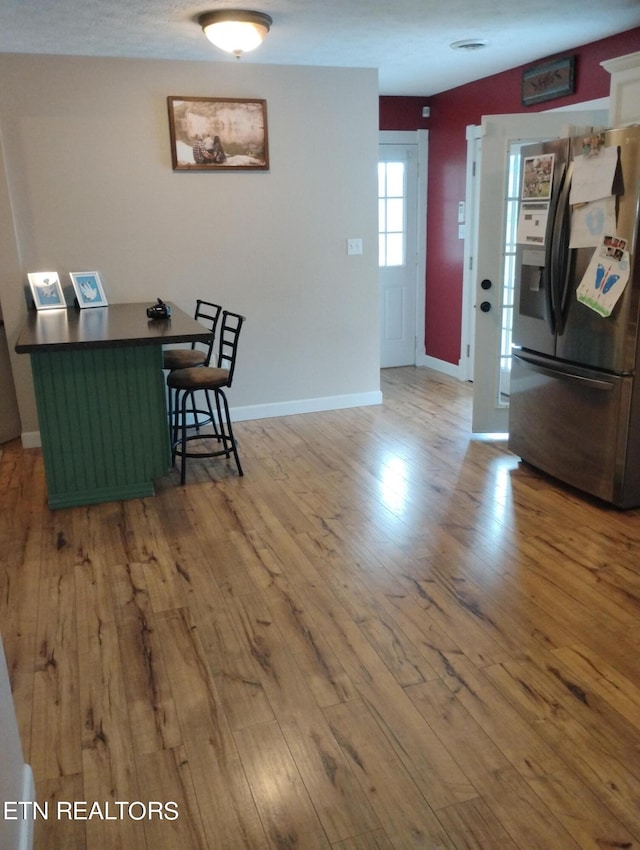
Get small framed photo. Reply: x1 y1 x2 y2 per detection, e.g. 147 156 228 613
28 272 66 310
167 96 269 171
69 271 108 308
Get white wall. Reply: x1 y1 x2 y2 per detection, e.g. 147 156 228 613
0 54 381 439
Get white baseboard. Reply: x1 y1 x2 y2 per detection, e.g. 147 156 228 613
21 390 384 447
416 353 465 380
231 390 383 422
21 432 41 449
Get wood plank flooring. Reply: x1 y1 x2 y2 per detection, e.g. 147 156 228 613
1 366 639 850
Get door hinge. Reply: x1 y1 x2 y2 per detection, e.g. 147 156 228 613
467 344 471 357
469 256 473 271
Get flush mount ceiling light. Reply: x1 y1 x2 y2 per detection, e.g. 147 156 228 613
450 38 488 51
199 10 272 58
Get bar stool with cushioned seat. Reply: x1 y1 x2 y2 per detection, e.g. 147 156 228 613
163 300 222 434
167 310 245 484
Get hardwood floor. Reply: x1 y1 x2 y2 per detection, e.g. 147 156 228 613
1 366 640 850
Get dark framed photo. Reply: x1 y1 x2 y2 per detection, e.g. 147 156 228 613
167 96 269 171
522 56 575 106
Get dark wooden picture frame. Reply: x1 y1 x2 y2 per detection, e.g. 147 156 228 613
167 96 269 171
522 56 575 106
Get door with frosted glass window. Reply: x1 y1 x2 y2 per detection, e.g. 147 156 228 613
379 144 418 367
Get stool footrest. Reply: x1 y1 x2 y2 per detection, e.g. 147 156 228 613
171 387 243 481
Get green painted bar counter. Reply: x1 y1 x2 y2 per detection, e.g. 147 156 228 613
15 303 212 509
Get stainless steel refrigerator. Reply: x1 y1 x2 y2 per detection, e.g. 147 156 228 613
509 125 640 508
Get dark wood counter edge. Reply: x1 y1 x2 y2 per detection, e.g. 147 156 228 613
15 303 213 354
15 329 212 353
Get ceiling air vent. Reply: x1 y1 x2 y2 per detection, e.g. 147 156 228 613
450 39 488 51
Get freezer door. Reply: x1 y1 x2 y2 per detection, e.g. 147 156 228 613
513 138 570 357
509 351 635 505
557 125 640 372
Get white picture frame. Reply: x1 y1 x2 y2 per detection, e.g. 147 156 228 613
27 272 66 310
69 271 108 308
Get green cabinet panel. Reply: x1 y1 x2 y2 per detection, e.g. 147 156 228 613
31 345 170 509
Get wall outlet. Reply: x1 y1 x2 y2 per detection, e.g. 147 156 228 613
347 238 363 255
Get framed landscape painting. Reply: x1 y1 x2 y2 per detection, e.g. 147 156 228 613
167 96 269 171
28 272 65 310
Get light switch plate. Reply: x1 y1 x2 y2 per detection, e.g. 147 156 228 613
347 238 363 255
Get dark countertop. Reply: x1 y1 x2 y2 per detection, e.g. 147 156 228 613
15 302 212 353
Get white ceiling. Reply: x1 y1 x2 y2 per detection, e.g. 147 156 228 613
1 0 638 96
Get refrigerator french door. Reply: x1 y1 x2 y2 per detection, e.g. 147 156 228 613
509 125 640 508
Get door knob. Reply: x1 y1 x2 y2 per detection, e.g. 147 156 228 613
480 279 492 290
480 301 491 312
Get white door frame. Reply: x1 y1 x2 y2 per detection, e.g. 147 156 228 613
379 130 428 365
460 124 482 382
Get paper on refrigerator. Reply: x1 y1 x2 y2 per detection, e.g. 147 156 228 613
569 196 617 248
517 201 549 245
576 235 630 318
517 152 554 246
569 145 618 206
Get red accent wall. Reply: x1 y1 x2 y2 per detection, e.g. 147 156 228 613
380 27 640 366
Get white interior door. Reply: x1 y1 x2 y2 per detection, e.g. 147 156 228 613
378 142 419 367
472 108 608 433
